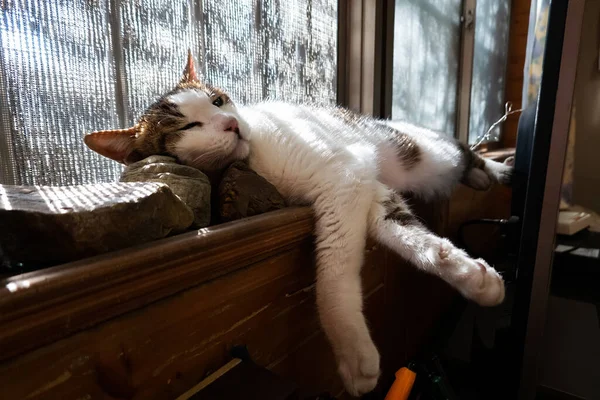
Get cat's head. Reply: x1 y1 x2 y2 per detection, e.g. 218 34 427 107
84 50 250 171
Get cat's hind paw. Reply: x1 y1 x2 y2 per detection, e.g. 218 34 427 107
338 341 380 397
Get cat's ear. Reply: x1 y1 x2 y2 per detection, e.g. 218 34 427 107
84 126 139 164
179 49 199 84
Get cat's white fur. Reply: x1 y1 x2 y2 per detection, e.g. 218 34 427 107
169 90 508 396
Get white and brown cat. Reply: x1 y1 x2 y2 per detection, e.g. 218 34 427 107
85 51 512 396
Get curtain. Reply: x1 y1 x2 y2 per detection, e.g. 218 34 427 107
0 0 337 186
522 0 575 208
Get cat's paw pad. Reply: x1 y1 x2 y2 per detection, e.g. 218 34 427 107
461 258 505 306
338 341 380 397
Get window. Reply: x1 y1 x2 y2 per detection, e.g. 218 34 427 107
468 0 511 144
0 0 337 186
390 0 511 144
391 0 462 135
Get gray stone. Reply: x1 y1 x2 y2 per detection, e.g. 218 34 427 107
120 156 211 228
0 182 194 265
218 161 286 222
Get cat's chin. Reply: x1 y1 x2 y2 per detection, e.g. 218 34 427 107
231 138 250 160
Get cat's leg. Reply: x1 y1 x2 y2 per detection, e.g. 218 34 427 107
458 143 513 191
369 185 505 306
313 190 380 396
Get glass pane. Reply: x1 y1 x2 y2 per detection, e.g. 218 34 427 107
120 0 199 125
0 0 122 185
391 0 462 135
204 0 337 106
468 0 511 144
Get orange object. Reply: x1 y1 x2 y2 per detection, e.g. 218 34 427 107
384 366 417 400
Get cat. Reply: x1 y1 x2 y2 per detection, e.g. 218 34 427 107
85 51 512 397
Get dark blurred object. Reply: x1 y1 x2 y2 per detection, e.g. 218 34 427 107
184 345 336 400
552 230 600 305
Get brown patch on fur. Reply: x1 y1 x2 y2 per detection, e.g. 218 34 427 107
86 52 235 165
127 98 186 162
457 142 486 182
128 83 232 163
389 129 421 169
382 193 420 226
174 80 231 105
331 108 422 169
458 142 485 169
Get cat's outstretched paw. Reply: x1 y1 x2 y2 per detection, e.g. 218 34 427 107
457 257 505 306
470 259 505 306
337 340 380 397
432 240 505 307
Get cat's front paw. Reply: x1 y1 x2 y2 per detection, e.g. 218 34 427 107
432 241 505 306
457 256 505 306
337 340 380 397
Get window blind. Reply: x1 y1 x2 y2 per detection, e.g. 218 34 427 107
0 0 337 186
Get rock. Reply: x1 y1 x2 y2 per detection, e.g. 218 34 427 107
120 156 211 228
218 161 286 222
0 182 194 266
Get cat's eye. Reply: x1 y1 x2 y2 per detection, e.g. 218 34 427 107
180 121 202 131
212 97 224 107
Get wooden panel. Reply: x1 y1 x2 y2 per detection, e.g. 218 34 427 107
0 207 314 362
0 192 506 399
268 285 386 399
1 239 314 399
448 184 512 259
0 234 394 399
503 0 533 147
448 185 512 234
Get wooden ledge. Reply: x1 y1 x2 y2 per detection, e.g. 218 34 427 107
0 207 314 362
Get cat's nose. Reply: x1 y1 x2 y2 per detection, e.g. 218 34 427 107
222 116 239 134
